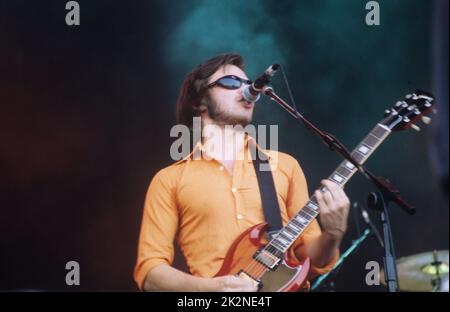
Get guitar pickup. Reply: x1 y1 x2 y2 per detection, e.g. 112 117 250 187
254 249 281 270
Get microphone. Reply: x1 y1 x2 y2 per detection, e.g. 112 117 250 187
243 64 280 102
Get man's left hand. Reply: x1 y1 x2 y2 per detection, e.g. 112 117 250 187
314 179 350 240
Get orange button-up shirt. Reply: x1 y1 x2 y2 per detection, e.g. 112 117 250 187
134 137 338 290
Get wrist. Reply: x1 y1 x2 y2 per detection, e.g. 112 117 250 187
196 276 217 292
323 228 345 242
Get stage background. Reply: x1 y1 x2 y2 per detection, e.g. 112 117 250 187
0 0 448 291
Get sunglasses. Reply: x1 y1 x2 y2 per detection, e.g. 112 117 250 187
207 75 252 90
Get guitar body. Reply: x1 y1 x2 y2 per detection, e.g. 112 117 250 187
215 223 311 292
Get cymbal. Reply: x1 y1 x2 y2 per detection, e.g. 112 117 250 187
381 250 449 292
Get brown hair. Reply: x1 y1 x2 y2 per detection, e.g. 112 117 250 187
175 53 244 129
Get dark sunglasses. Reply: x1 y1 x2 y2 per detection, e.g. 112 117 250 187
207 75 252 90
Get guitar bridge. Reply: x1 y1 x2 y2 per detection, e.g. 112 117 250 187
236 270 262 290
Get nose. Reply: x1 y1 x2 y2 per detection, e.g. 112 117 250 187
239 80 250 91
238 85 245 96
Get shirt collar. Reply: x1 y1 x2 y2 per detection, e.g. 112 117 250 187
178 134 271 164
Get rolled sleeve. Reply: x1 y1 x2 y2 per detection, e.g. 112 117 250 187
133 169 179 290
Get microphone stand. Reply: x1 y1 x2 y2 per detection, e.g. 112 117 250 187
263 86 414 214
367 192 399 292
311 228 372 291
262 86 416 292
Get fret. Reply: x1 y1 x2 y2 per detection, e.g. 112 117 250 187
364 134 380 148
307 201 319 211
344 161 356 170
336 165 353 178
301 206 313 217
285 225 298 236
287 222 301 233
270 237 285 251
275 236 289 248
296 215 308 224
269 240 286 252
290 217 303 226
372 125 389 139
350 151 365 163
329 172 345 185
290 218 303 230
356 144 371 155
277 230 291 242
299 207 314 219
302 206 314 216
302 209 316 219
298 209 318 225
294 216 307 226
279 232 292 242
282 230 295 239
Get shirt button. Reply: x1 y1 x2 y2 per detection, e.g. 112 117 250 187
237 214 244 220
231 188 237 193
219 166 224 171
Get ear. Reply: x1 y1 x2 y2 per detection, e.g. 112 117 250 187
197 98 208 112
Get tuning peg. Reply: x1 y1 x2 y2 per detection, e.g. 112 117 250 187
395 101 403 107
419 94 434 101
405 94 412 99
411 124 421 132
402 102 409 108
421 116 432 124
403 117 411 123
413 109 421 115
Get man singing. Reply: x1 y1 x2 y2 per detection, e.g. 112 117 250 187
134 53 350 291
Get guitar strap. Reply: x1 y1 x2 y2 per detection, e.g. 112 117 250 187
250 141 283 240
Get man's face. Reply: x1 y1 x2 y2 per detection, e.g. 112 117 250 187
204 64 254 127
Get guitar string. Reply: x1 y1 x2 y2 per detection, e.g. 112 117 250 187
239 124 391 282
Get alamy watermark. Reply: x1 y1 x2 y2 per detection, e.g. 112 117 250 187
365 260 381 286
170 117 279 171
65 1 80 26
65 260 80 286
365 1 380 26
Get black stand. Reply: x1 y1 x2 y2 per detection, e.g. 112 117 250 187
367 192 399 292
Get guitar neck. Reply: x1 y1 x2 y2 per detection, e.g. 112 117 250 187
267 123 392 254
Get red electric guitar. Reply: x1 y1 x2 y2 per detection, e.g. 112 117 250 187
214 91 435 292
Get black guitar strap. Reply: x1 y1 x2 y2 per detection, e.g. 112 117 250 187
250 141 283 239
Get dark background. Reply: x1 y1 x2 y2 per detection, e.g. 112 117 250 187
0 0 448 291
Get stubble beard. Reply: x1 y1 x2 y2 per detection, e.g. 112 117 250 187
205 96 252 127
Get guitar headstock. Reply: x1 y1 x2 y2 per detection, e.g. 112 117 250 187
382 90 435 131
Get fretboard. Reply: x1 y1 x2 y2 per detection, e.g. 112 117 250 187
266 123 391 254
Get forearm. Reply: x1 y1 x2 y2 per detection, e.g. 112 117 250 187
305 232 341 268
143 264 213 292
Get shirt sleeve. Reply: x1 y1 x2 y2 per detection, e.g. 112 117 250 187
133 168 180 291
285 157 339 278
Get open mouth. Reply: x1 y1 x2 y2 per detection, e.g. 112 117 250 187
241 101 254 108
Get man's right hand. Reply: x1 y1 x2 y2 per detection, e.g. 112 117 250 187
208 275 258 292
143 264 259 292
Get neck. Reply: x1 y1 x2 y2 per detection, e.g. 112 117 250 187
201 118 246 162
